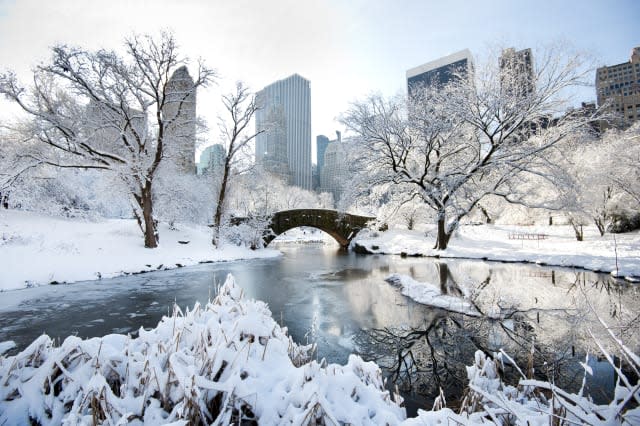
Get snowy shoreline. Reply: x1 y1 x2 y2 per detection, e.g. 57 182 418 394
2 210 639 292
366 249 640 282
0 210 280 292
352 226 640 282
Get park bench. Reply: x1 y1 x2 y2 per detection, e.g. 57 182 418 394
508 232 549 248
508 232 548 240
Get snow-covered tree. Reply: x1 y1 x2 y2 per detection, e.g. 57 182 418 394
341 45 597 249
0 32 215 247
228 167 334 218
212 82 263 246
154 172 214 227
604 123 640 209
0 126 48 208
212 166 337 248
562 123 640 237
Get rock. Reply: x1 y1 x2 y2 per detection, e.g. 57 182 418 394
352 243 373 254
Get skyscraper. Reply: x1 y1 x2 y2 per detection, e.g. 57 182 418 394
320 131 348 204
197 144 226 175
406 49 473 96
499 47 534 97
596 46 640 126
163 66 197 174
255 74 312 189
315 134 331 184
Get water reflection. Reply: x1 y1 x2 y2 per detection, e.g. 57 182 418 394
352 259 639 409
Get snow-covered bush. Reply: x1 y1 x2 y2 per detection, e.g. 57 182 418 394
0 275 405 425
608 212 640 234
220 215 272 249
1 274 639 424
7 167 130 220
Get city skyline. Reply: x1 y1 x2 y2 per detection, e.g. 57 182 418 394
0 0 638 162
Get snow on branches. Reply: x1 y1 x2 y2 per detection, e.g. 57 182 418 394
0 32 216 247
341 45 600 249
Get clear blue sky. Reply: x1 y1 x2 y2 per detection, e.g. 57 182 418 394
0 0 638 159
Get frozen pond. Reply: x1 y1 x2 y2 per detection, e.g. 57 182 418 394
0 244 638 414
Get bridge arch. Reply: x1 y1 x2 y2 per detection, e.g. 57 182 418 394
265 209 375 248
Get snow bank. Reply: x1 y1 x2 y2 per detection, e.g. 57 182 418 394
0 341 15 355
0 210 280 291
385 273 480 316
0 274 405 425
354 225 640 281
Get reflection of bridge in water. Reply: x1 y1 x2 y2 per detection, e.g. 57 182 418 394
265 209 375 248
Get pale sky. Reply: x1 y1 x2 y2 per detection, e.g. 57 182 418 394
0 0 638 162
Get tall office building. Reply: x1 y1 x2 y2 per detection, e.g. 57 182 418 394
320 131 348 204
316 135 331 175
407 49 473 96
499 47 534 97
255 74 312 189
162 66 197 174
315 134 331 190
596 47 640 126
197 144 226 175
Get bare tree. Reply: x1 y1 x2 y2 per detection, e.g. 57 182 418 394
0 32 216 247
342 45 598 249
212 82 263 246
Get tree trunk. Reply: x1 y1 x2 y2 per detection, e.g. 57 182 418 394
436 262 463 296
569 218 584 242
212 163 231 247
140 182 158 248
594 216 606 236
435 215 451 250
478 205 492 224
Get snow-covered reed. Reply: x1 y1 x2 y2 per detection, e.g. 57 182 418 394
407 347 640 425
0 275 405 425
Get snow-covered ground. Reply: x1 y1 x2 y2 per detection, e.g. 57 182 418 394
0 210 280 291
271 226 335 244
353 225 640 281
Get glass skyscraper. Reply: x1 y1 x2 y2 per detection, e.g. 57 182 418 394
255 74 312 189
406 49 473 96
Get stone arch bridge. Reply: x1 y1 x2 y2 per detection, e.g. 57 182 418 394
264 209 375 248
